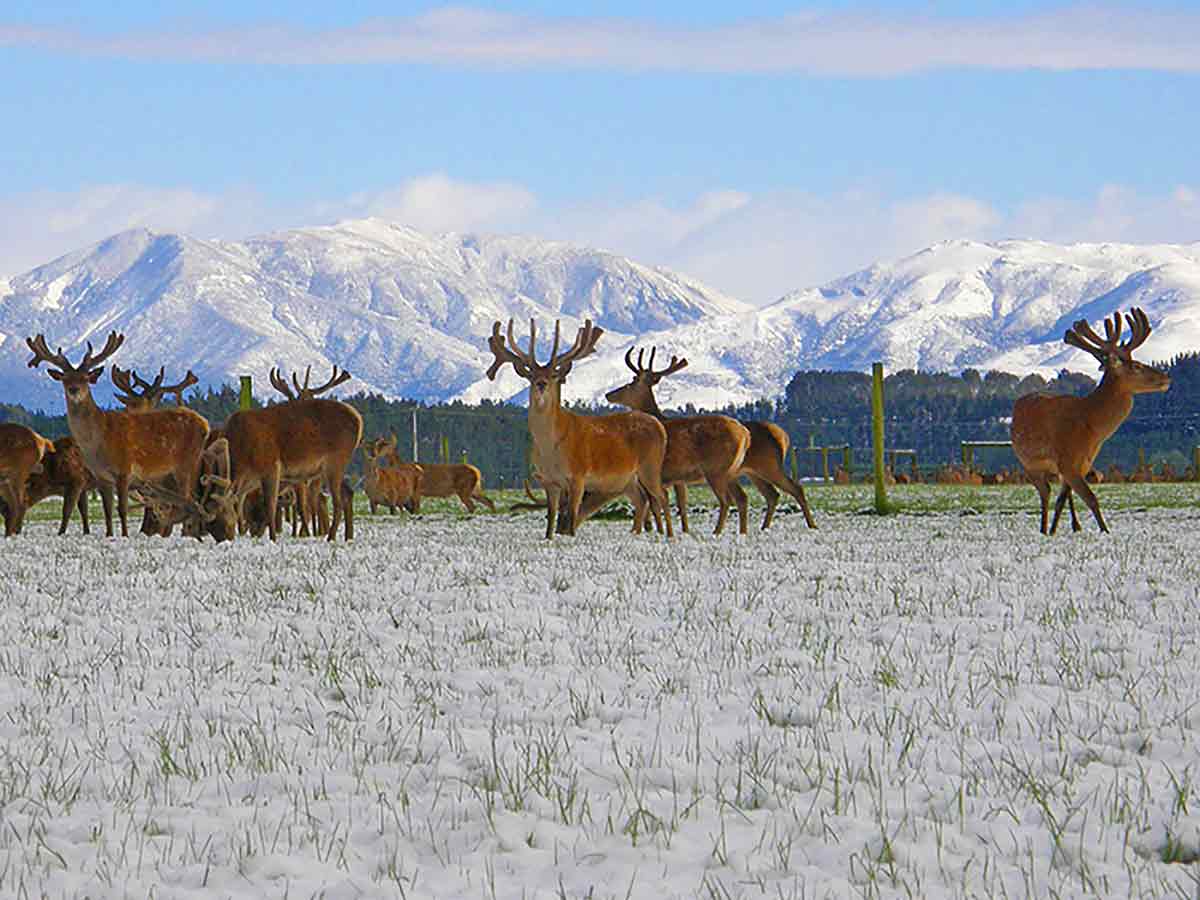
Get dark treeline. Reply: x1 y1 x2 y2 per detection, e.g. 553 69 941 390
5 352 1200 483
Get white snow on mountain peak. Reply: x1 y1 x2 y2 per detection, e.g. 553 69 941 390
1 225 1197 413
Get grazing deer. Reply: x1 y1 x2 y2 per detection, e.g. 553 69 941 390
0 423 55 535
375 435 494 514
26 333 210 537
25 436 114 536
604 347 750 534
1011 307 1169 534
222 365 362 540
362 438 423 514
132 437 242 541
485 318 673 539
603 347 815 530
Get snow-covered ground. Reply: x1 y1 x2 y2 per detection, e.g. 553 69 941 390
3 487 1200 898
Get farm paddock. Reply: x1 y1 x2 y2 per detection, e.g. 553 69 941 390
2 483 1200 898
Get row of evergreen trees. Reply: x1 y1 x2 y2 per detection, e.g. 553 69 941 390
5 352 1199 482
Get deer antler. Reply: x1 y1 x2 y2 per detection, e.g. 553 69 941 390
548 319 603 378
485 319 535 380
304 365 352 397
269 367 298 401
624 346 688 383
1065 307 1154 365
27 331 124 374
112 366 199 408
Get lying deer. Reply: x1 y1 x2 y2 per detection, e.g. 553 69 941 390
1011 307 1169 534
485 318 672 539
604 347 750 534
0 423 55 536
362 438 422 514
374 434 494 514
26 333 210 537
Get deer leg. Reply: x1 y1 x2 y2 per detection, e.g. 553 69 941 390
1068 492 1082 532
783 476 817 530
0 483 16 537
567 479 587 537
475 491 496 512
115 474 131 537
544 485 560 540
724 480 744 535
709 476 733 536
670 483 688 533
62 485 84 535
98 484 114 537
1064 473 1108 533
461 492 476 513
262 466 282 541
1049 483 1072 535
341 480 354 540
746 475 779 530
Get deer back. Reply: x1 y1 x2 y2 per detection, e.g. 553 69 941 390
411 463 482 497
82 407 209 483
224 398 363 481
0 424 50 482
25 436 95 504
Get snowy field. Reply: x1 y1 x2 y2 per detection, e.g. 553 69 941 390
3 484 1200 899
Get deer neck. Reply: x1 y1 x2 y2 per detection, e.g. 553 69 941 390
638 388 664 420
62 388 112 473
1083 373 1136 440
526 382 572 462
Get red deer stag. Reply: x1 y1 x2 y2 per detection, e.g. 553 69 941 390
111 364 200 535
26 333 210 537
1011 307 1169 534
0 423 54 535
362 438 422 514
605 348 816 530
485 318 672 539
604 347 750 534
266 365 351 536
25 436 114 536
375 435 494 514
221 365 362 541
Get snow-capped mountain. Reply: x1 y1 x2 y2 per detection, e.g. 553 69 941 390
0 219 750 411
2 225 1199 414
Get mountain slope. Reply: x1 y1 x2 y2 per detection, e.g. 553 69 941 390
2 226 1198 415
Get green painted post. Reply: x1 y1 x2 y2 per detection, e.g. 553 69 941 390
441 435 450 464
872 363 889 513
843 446 852 477
790 447 799 481
238 375 252 410
1194 447 1200 481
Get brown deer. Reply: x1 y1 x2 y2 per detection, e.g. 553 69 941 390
362 438 423 514
222 365 363 540
267 364 353 536
485 318 673 539
1011 307 1169 534
375 435 494 514
25 436 114 536
131 437 243 541
111 365 198 410
111 364 201 535
604 347 750 535
26 332 210 537
0 423 55 535
604 347 815 530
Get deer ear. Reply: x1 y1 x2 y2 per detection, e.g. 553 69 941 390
88 367 104 384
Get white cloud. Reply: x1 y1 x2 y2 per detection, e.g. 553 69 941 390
2 6 1199 75
3 176 1199 306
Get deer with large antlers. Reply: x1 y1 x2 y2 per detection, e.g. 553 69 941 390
222 364 362 541
486 318 673 539
604 347 750 534
1011 307 1170 534
110 364 201 535
111 365 198 410
0 423 55 536
604 347 816 531
26 332 210 537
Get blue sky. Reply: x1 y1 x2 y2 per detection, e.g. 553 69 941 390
2 2 1198 302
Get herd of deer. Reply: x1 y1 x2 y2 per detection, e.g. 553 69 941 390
0 305 1172 541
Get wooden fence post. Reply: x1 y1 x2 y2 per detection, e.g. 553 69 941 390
238 375 252 411
872 363 890 513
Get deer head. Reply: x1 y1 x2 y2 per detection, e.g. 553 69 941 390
269 365 352 402
1063 307 1170 394
26 332 125 409
604 346 688 414
111 365 198 410
485 318 604 413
